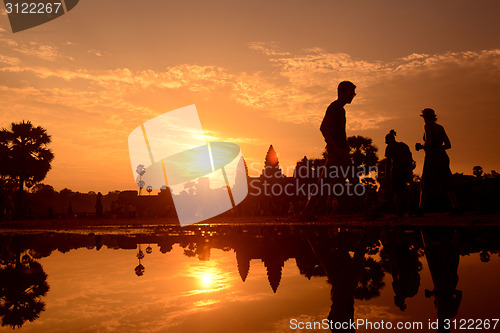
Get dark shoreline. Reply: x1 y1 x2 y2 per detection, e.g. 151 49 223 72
1 212 499 232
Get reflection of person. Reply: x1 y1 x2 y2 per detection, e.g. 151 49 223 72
384 130 414 217
391 244 421 311
381 229 422 312
327 249 359 333
422 228 462 333
307 229 368 332
320 81 356 167
415 109 460 215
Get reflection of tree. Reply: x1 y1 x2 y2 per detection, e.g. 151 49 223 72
0 253 49 329
183 243 197 258
479 250 490 263
354 257 385 300
135 245 145 277
181 241 211 261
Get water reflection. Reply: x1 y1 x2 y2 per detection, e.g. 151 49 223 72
422 228 462 332
0 249 49 329
0 224 499 332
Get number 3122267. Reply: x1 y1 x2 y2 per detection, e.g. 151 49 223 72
5 2 62 14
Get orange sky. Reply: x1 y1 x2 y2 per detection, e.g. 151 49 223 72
0 0 499 192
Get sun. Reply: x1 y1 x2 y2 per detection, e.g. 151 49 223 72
200 272 214 287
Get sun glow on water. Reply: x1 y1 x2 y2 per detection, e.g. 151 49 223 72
191 265 228 292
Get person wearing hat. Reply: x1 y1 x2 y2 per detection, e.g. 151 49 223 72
415 108 460 215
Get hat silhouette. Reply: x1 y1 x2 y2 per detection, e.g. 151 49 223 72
420 108 437 120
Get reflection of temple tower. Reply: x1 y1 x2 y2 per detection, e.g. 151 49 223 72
236 250 251 282
262 256 285 293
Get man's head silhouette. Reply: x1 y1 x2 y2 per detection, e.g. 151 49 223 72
337 81 356 105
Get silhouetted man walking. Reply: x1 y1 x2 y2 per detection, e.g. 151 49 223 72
321 81 356 167
301 81 356 219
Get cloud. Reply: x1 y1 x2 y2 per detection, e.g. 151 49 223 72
248 41 291 56
202 129 264 145
1 39 499 189
2 46 499 133
1 45 499 133
0 36 72 61
0 54 19 65
87 49 108 57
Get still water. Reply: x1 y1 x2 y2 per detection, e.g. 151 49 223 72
0 225 499 332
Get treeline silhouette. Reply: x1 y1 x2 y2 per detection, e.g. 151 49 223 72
1 154 498 222
1 120 499 220
1 225 499 329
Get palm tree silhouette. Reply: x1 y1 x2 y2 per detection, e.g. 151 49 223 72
346 135 379 174
0 121 54 192
0 253 49 328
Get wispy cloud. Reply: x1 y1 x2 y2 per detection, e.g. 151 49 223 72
1 41 499 189
248 41 291 56
2 45 499 131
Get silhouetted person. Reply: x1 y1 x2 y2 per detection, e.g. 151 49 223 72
95 192 103 218
321 81 356 168
415 109 460 215
384 130 414 217
301 81 356 219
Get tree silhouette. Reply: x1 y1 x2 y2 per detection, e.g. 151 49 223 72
347 136 378 175
0 121 54 192
0 131 11 180
472 166 483 178
0 254 49 328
